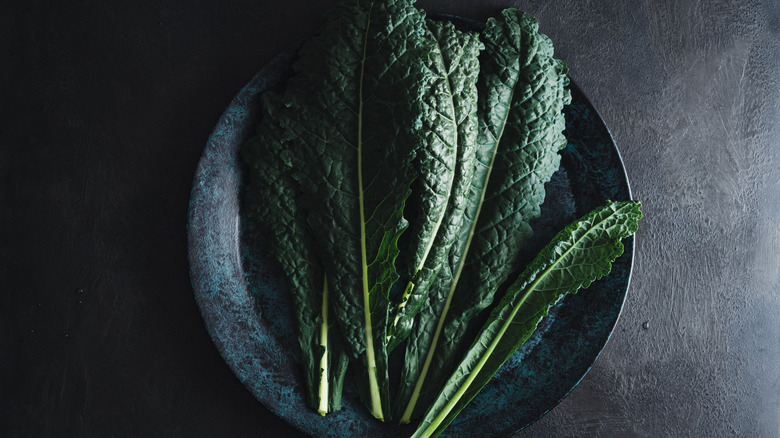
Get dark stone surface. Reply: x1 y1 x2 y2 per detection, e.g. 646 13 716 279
2 1 779 437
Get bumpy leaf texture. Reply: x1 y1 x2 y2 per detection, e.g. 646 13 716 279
241 96 349 414
411 200 642 438
259 0 433 420
388 19 484 353
395 9 572 420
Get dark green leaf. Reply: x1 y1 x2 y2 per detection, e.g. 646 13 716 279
241 97 349 415
258 0 433 420
411 200 643 438
395 9 571 420
388 19 484 352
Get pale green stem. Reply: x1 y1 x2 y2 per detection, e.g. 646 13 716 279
357 1 383 421
317 275 330 416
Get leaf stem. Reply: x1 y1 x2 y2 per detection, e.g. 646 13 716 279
317 274 330 415
357 1 383 421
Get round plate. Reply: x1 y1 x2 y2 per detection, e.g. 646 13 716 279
187 19 633 438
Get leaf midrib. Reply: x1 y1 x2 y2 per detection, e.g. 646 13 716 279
415 41 459 275
356 0 384 421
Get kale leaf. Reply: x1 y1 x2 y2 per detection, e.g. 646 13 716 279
388 19 484 353
251 0 434 420
411 201 642 438
242 95 349 414
395 9 572 421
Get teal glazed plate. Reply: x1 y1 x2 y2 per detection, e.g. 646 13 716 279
187 16 634 438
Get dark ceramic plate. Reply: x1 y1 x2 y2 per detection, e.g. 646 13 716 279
187 18 633 438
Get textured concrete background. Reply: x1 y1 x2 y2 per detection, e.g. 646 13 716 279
2 0 779 437
507 2 780 436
